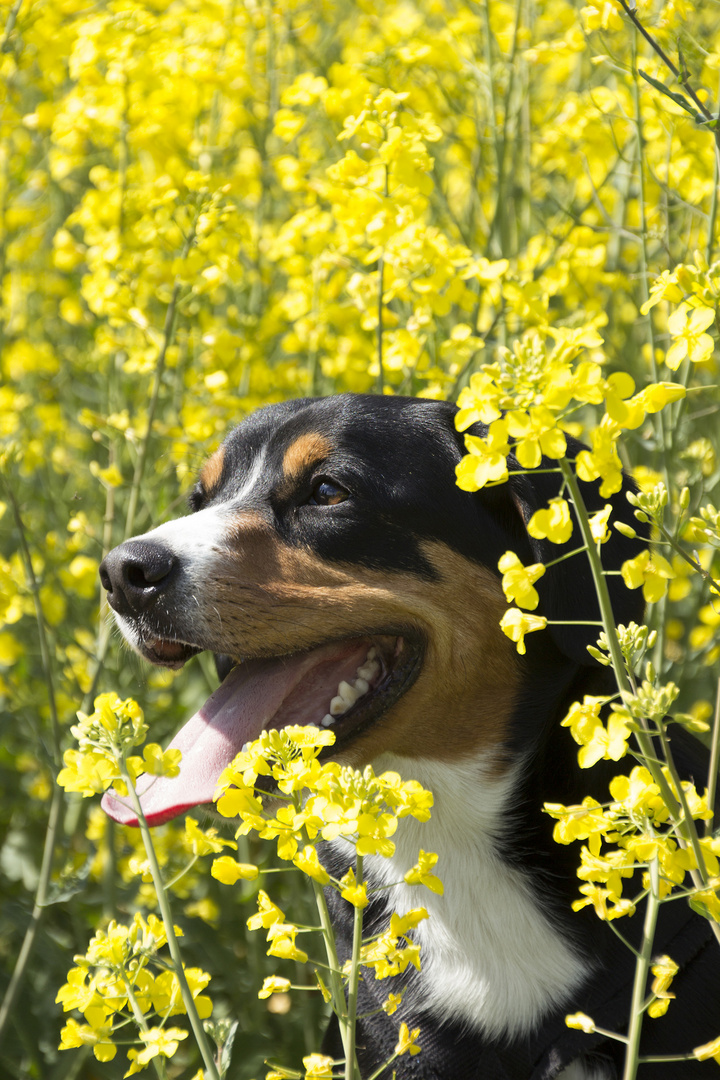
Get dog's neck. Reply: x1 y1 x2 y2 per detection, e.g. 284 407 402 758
350 751 591 1039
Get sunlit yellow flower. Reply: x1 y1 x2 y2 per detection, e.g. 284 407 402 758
395 1022 421 1056
302 1053 334 1078
403 850 444 894
498 551 545 610
527 497 573 544
499 608 548 654
565 1012 596 1033
666 304 716 369
339 867 369 908
456 421 511 491
620 550 675 603
211 856 259 884
259 976 292 1000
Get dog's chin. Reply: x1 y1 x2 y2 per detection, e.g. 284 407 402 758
103 628 424 828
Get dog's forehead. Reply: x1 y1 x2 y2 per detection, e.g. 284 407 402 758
200 395 458 502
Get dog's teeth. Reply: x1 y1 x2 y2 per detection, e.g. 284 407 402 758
367 646 378 661
354 677 370 695
356 661 379 681
321 713 335 727
338 680 360 706
330 696 346 716
241 742 250 753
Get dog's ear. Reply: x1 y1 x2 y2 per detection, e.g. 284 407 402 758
499 440 647 665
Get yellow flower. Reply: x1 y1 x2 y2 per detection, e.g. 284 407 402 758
293 844 330 885
266 924 309 964
498 551 545 610
339 867 369 908
383 992 403 1015
258 976 292 999
506 406 567 468
561 698 632 769
648 955 678 1018
139 743 182 778
403 850 444 895
302 1053 334 1078
59 1018 116 1062
575 419 624 497
395 1022 421 1056
247 891 286 931
499 608 548 654
135 1026 188 1065
620 550 675 603
185 817 236 856
666 304 716 369
565 1012 596 1033
211 856 259 884
694 1035 720 1063
56 748 118 797
527 497 573 544
456 420 510 491
588 504 612 544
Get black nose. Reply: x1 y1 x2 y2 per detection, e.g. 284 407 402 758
99 540 178 617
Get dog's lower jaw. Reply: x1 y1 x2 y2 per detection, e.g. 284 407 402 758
340 752 591 1041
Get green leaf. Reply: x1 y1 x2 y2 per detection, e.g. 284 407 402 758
638 70 704 124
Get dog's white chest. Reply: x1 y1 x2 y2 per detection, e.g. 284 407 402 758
358 755 590 1040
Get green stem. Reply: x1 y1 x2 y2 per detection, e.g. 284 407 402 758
622 858 660 1080
561 460 720 948
559 460 681 820
705 678 720 837
120 758 221 1080
376 164 389 397
376 253 384 396
122 976 167 1080
345 854 364 1080
0 475 64 1048
124 213 199 538
310 878 356 1072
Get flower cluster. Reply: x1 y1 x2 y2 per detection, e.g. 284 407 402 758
57 692 180 798
455 331 685 498
546 766 717 922
56 912 212 1074
214 726 434 866
212 725 439 1075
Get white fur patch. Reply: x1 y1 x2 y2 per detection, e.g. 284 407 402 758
140 502 232 584
125 448 267 591
356 754 590 1039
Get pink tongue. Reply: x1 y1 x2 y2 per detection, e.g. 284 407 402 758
101 641 369 827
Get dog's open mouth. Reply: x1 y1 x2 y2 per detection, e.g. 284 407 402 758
101 632 422 827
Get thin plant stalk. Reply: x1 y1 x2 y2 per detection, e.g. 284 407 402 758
124 211 199 539
120 757 221 1080
560 458 720 947
0 475 64 1047
705 678 720 837
622 857 661 1080
344 853 364 1080
309 878 359 1077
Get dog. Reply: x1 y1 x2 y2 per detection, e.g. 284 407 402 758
99 393 719 1079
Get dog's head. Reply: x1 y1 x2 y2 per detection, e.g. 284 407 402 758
99 393 645 825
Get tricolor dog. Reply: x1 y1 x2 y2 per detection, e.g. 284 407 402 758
100 394 719 1079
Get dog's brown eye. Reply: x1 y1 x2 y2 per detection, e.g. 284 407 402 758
309 479 348 506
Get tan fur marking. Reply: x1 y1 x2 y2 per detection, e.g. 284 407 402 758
195 516 520 769
282 433 331 480
200 446 225 494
